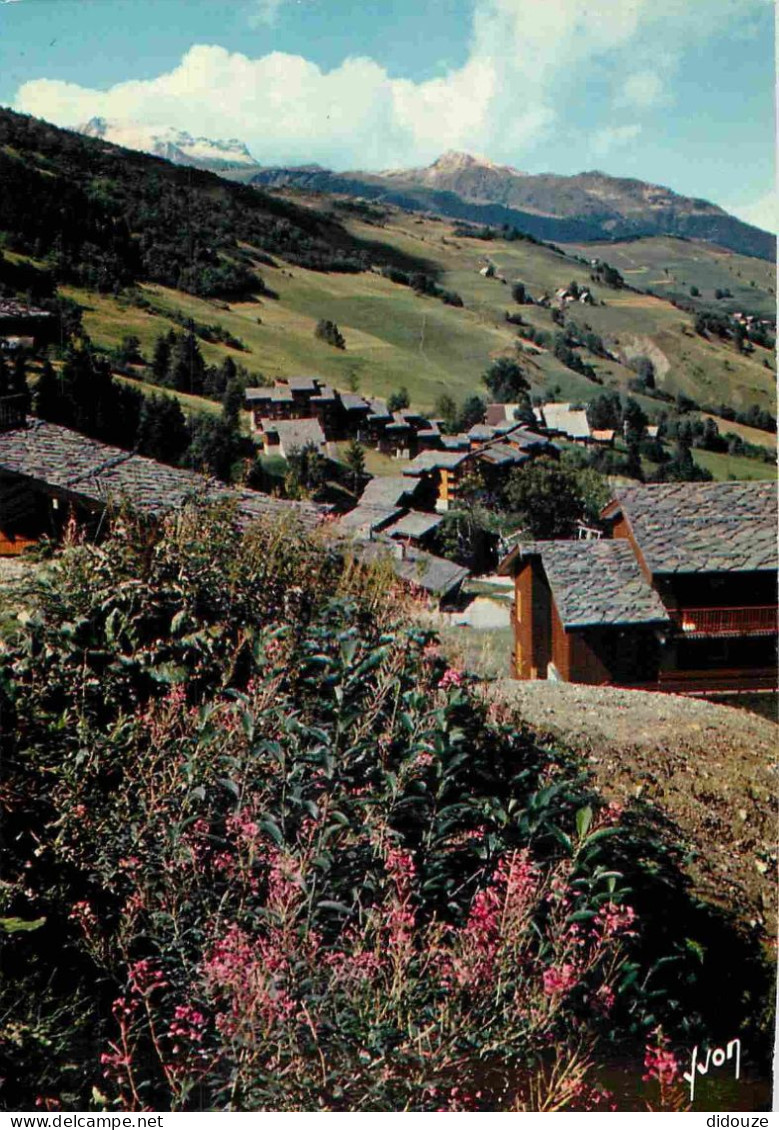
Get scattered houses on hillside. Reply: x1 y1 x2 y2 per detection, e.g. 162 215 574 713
554 285 595 307
499 481 778 695
245 379 444 457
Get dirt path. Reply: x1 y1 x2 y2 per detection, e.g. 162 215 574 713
484 680 777 933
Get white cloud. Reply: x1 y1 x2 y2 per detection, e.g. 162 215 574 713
727 192 778 234
248 0 286 27
619 70 666 109
591 123 642 157
11 0 766 171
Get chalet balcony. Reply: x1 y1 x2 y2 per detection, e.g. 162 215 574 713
670 605 777 638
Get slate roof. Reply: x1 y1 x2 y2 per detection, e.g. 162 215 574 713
337 505 403 535
477 443 529 466
366 398 391 419
263 417 327 452
340 394 370 412
287 376 320 392
310 385 337 402
245 385 292 402
360 475 417 508
0 418 325 532
608 482 779 574
382 511 443 540
469 424 498 442
346 539 469 599
541 403 591 440
403 450 472 475
516 540 670 629
440 434 471 451
392 546 469 598
501 425 554 451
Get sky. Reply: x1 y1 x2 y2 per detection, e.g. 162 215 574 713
0 0 775 232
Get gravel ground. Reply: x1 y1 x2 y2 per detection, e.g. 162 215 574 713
484 679 778 934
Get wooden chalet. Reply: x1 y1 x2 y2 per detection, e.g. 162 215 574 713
258 417 327 460
402 449 475 512
499 481 778 695
401 425 556 511
0 409 326 552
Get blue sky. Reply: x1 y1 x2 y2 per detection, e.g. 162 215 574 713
0 0 775 231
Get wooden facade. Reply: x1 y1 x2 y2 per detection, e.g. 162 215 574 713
511 559 662 686
503 482 778 696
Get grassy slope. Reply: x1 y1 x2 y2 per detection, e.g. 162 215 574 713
561 236 776 318
341 212 776 413
690 447 776 481
51 202 775 419
9 189 772 484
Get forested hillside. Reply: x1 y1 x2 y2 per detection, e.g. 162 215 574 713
0 108 775 490
0 109 435 298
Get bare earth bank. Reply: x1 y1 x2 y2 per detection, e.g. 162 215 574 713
483 680 777 934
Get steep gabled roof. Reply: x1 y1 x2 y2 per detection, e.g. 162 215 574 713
606 482 778 574
510 540 670 629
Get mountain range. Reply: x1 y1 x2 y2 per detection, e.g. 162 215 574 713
75 119 774 261
241 151 775 261
79 117 258 170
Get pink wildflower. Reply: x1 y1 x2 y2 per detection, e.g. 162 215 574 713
438 667 463 689
594 982 616 1015
597 901 637 938
542 963 578 997
643 1031 679 1085
167 1004 207 1043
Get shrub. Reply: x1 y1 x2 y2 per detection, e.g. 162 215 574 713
315 319 346 350
0 511 769 1110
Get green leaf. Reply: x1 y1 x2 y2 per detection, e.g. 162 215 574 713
260 816 284 846
317 900 351 916
218 777 240 798
684 937 706 963
0 916 46 933
551 826 573 854
575 805 593 840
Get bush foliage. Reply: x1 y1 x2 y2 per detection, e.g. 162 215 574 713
0 511 769 1110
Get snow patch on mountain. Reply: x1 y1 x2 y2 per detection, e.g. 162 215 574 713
78 117 258 168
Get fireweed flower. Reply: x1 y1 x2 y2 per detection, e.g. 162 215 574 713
542 964 578 997
643 1030 679 1085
